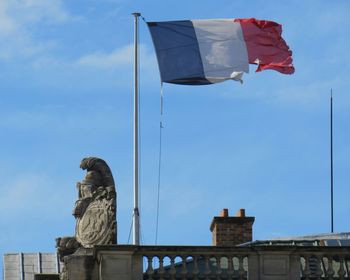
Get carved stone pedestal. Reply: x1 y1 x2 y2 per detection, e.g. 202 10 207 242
63 249 97 280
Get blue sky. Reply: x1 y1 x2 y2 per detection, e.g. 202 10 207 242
1 0 350 271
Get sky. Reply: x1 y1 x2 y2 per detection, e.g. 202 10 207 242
1 0 350 274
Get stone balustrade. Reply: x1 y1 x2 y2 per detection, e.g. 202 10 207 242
140 246 249 280
300 250 350 279
81 245 350 280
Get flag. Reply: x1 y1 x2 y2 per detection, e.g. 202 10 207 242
147 18 294 85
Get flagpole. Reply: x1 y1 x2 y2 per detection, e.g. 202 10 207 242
132 12 141 245
330 89 334 233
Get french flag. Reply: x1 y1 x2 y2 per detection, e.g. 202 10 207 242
147 18 294 85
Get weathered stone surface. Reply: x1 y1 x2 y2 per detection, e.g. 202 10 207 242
4 253 62 279
74 157 116 247
56 157 117 280
56 237 80 261
75 189 116 247
64 249 97 280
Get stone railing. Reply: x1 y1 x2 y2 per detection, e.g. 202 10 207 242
140 246 250 280
88 245 350 280
299 249 350 279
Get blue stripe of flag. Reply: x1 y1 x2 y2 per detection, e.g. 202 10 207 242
147 21 211 85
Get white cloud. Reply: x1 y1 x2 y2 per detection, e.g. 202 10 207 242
18 0 72 24
30 43 158 83
0 174 71 215
0 0 75 60
0 0 74 31
158 185 209 218
0 175 43 211
0 106 126 134
271 79 338 106
217 74 343 109
0 2 18 36
76 45 134 68
75 44 156 69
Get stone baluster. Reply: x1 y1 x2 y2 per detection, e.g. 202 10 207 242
146 256 154 280
300 256 305 279
302 256 311 280
314 255 323 280
325 256 334 280
169 256 176 280
238 256 246 280
158 255 165 280
216 256 222 280
204 256 212 280
227 256 234 280
180 256 188 280
192 256 200 280
232 257 239 279
337 257 346 280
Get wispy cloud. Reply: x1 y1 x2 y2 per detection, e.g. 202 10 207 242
30 43 158 86
0 174 44 212
0 2 18 36
157 184 210 218
76 45 134 68
13 0 73 25
0 106 127 135
270 79 339 106
0 0 75 32
75 44 156 69
0 174 72 216
0 0 76 60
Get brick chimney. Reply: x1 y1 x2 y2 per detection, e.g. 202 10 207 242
210 208 255 246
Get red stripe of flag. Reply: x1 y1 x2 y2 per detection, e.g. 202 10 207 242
234 18 294 74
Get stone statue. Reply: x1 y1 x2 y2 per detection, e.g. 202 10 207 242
74 157 116 247
56 157 116 279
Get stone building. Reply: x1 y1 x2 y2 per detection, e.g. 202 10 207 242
4 208 350 280
3 159 350 280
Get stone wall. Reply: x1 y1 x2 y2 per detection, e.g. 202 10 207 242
3 253 61 280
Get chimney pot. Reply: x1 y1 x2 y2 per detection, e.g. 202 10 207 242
220 208 229 217
236 209 245 217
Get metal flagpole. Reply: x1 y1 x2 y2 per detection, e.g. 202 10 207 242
330 89 334 233
132 12 141 245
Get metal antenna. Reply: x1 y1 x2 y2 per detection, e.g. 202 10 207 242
330 89 334 233
132 12 141 245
